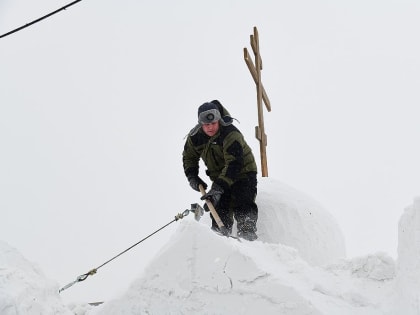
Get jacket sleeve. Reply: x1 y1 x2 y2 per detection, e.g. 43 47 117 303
182 136 201 179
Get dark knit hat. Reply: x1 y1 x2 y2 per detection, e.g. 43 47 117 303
197 102 221 124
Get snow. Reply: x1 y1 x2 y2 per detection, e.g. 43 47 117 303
0 241 71 315
257 179 345 266
391 197 420 314
1 178 419 314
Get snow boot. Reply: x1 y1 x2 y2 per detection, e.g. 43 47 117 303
237 229 258 241
211 223 232 236
237 217 258 241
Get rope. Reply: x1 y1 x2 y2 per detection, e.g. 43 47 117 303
0 0 83 39
59 209 191 293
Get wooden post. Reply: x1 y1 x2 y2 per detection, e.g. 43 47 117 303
244 26 271 177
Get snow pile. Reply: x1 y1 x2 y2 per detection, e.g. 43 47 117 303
93 220 393 315
90 179 393 314
390 197 420 314
0 179 419 314
93 221 320 314
326 252 395 281
0 241 71 315
397 197 420 274
257 178 346 265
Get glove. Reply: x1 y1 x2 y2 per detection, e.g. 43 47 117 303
200 183 224 207
188 176 208 192
203 203 210 212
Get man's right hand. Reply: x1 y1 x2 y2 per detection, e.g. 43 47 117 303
200 183 224 207
188 176 208 192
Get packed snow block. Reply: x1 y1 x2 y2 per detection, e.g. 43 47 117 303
97 221 323 315
256 178 346 266
389 197 420 315
0 241 71 315
97 221 390 315
398 196 420 273
326 252 395 281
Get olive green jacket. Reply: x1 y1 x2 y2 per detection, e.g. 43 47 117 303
182 124 257 191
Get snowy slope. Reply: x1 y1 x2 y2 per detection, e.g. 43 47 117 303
0 179 419 314
89 179 395 315
0 241 72 315
92 220 393 315
257 178 345 266
390 197 420 314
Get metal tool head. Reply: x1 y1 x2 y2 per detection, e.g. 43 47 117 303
190 203 204 221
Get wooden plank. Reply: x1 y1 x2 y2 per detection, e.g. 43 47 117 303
244 48 272 112
244 26 271 177
255 126 262 141
244 48 257 82
250 35 262 69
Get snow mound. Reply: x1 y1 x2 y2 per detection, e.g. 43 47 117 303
390 196 420 315
94 221 390 315
0 241 71 315
4 183 419 315
397 196 420 273
94 221 320 314
257 178 346 265
326 252 395 281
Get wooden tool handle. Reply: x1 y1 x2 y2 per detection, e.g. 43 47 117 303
199 184 225 229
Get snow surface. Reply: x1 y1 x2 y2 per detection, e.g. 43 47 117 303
256 179 345 266
1 178 419 314
0 241 71 315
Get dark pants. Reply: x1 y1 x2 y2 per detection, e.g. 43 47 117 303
211 172 258 233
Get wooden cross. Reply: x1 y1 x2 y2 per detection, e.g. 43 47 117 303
244 26 271 177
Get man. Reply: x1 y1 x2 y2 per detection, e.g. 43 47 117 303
182 100 259 241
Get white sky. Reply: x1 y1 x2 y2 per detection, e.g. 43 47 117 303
1 0 419 303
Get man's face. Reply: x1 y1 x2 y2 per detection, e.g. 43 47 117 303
202 121 220 137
